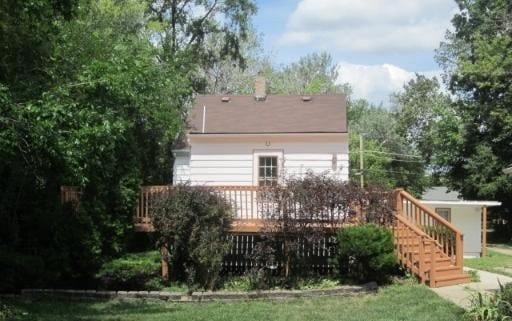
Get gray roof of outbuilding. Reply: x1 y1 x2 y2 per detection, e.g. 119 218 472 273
422 186 462 201
187 94 347 134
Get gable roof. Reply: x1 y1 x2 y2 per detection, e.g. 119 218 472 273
187 94 347 134
422 186 461 201
421 186 502 207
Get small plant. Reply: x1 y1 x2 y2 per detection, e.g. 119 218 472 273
0 300 24 321
464 282 512 321
464 292 510 321
337 224 397 284
298 277 339 290
468 269 481 283
96 251 163 290
222 276 254 292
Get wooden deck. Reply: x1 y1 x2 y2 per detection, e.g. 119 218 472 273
61 185 471 288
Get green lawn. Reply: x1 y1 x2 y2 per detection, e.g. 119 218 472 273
464 249 512 277
7 281 464 321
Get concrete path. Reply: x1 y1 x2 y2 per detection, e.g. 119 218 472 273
488 246 512 256
431 268 512 309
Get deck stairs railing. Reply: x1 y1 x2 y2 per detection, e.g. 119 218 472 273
394 189 471 287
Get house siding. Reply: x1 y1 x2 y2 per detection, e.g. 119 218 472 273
173 153 190 182
173 134 349 186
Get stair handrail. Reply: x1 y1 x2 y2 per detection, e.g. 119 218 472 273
395 213 429 238
396 189 463 235
395 188 464 269
394 214 429 283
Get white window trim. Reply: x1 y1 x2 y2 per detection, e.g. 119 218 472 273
252 149 284 186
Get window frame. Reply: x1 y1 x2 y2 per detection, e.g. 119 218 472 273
252 150 283 186
435 207 452 222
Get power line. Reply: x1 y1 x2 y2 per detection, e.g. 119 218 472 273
360 154 425 163
363 150 422 158
350 168 422 175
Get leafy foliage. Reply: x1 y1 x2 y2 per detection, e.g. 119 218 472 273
202 50 351 95
337 224 397 284
464 283 512 321
0 0 256 291
261 172 395 284
392 74 461 182
348 99 428 196
150 185 233 291
96 251 163 291
435 0 512 232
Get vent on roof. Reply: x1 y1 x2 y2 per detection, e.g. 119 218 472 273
301 96 312 102
221 96 230 102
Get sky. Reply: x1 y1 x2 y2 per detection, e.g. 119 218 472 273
252 0 458 105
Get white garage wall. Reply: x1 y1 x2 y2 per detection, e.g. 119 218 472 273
422 202 482 257
173 134 349 185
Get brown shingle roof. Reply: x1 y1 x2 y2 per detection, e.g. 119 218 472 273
188 94 347 134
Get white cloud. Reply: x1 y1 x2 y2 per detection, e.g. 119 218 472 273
279 0 456 53
336 62 442 105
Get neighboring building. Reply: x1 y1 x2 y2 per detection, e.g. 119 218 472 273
172 77 348 186
421 186 501 257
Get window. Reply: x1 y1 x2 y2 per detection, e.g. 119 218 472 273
258 156 278 186
435 208 451 222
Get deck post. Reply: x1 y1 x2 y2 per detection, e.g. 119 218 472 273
418 236 425 284
430 241 436 288
160 243 169 281
456 233 463 269
482 206 487 257
394 189 404 216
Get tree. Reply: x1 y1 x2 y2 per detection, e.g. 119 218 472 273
0 0 189 288
348 99 428 196
392 74 462 183
0 0 77 100
197 30 273 94
200 50 351 95
148 0 257 78
270 52 350 95
436 0 512 223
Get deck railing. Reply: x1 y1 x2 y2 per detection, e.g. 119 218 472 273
60 186 81 204
134 185 353 232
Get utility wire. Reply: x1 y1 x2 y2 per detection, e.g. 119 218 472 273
350 168 419 175
358 155 425 163
363 150 422 158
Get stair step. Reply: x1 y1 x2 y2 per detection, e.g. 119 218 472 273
431 273 472 288
431 265 462 278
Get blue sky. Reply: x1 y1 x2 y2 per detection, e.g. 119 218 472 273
252 0 458 105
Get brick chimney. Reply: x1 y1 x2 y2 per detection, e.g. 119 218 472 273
254 76 266 101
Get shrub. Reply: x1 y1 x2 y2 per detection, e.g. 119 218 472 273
150 184 232 291
337 224 396 284
96 251 163 290
262 172 394 284
464 292 510 321
0 247 45 293
0 300 23 321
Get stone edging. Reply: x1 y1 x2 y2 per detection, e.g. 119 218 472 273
19 282 377 302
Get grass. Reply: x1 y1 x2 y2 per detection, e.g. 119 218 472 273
464 249 512 277
6 281 464 321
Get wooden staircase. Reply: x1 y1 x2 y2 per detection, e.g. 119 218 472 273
393 189 471 288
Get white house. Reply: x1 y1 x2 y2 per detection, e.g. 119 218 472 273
421 187 501 257
172 77 349 186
